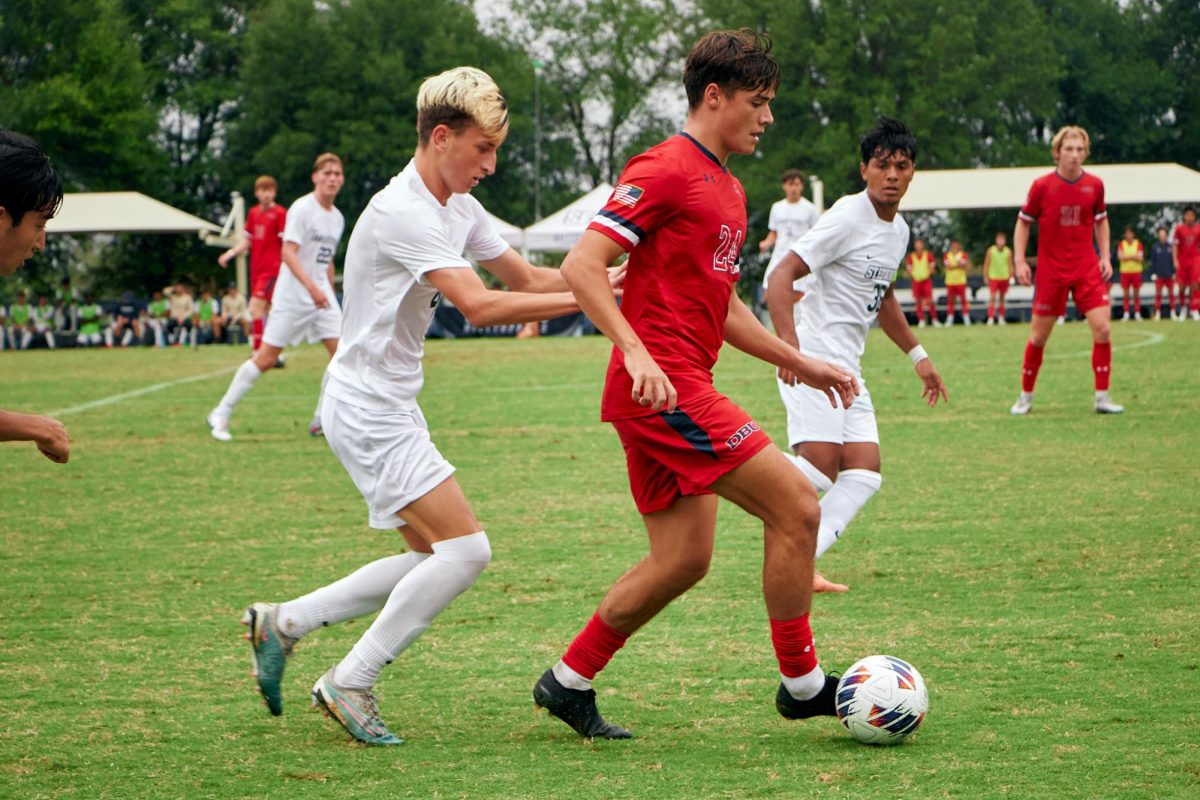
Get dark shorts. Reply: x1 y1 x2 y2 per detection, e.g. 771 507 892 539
610 389 770 515
1033 268 1110 317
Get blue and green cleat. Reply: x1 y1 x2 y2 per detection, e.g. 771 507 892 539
240 602 296 716
311 669 404 746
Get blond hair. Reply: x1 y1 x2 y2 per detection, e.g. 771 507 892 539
416 67 509 146
1051 125 1090 161
312 152 342 173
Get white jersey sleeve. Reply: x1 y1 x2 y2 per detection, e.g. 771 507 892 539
791 201 855 274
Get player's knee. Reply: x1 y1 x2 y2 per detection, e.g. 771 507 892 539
660 549 711 589
1093 323 1111 343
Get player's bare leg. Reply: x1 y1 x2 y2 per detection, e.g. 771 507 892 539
1012 313 1057 415
1084 304 1122 413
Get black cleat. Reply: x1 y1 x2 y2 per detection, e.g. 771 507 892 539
775 674 839 720
533 669 632 739
273 356 286 369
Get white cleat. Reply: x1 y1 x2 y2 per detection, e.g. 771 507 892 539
918 319 927 328
1056 316 1066 326
999 317 1007 326
207 411 232 442
1192 311 1200 322
1094 397 1125 414
1153 312 1161 321
1010 395 1033 416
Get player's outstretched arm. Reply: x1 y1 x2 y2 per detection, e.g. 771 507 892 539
425 266 579 329
724 291 858 408
561 230 675 412
1013 219 1033 286
877 289 947 407
218 236 250 268
0 409 69 463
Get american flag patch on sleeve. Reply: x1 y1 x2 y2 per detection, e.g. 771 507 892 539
612 183 643 208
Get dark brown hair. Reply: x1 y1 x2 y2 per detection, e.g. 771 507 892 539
683 29 780 109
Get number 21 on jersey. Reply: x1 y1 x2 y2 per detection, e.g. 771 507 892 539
712 224 744 273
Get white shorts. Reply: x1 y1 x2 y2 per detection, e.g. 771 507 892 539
322 394 456 530
262 302 341 348
777 373 878 448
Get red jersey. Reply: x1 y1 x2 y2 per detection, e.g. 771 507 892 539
1172 223 1200 267
245 203 287 275
1018 170 1107 278
588 134 746 421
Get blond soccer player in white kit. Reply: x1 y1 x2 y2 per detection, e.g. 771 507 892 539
769 118 947 573
207 153 346 441
238 67 600 746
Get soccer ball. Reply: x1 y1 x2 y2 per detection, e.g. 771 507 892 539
835 655 928 745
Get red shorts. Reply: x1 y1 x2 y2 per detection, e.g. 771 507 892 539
1155 277 1174 287
251 267 280 302
946 284 967 300
1119 272 1143 290
1177 263 1197 285
611 390 770 515
910 279 933 300
1033 268 1110 317
988 279 1009 294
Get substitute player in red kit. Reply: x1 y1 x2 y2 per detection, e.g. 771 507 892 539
219 175 287 351
533 29 860 740
1173 207 1200 321
1010 125 1123 416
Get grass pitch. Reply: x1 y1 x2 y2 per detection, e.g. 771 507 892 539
1 319 1198 799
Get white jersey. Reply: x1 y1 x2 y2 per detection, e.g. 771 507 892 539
273 193 345 311
763 196 820 291
791 190 909 374
325 159 509 411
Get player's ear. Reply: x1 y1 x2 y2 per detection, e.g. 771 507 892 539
703 82 723 109
859 162 868 182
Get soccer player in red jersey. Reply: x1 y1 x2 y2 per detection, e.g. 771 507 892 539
219 175 287 351
1172 207 1200 321
532 30 860 740
1010 125 1123 415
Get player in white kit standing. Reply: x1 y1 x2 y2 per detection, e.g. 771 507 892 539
759 168 819 328
208 153 346 441
768 118 947 571
239 67 594 746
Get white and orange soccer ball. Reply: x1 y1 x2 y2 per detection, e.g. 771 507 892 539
835 655 928 745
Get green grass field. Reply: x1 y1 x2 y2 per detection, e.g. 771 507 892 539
2 320 1198 799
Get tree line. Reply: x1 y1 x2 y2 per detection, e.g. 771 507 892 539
1 0 1195 297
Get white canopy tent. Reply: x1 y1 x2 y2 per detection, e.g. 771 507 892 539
899 162 1200 212
485 210 525 249
45 191 222 235
522 184 614 253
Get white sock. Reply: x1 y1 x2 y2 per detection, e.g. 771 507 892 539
121 328 133 346
782 665 827 700
103 328 113 347
45 332 55 349
20 331 32 349
276 552 431 639
785 452 833 494
214 360 263 418
1020 391 1033 403
552 660 592 691
815 469 882 558
334 532 492 690
312 368 330 428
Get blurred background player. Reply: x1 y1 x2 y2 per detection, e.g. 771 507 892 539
166 281 195 346
1173 207 1200 321
1149 226 1176 320
6 291 32 349
534 30 859 742
194 287 221 345
220 283 248 342
759 168 819 328
942 238 971 325
1116 226 1144 321
29 294 57 349
239 67 584 746
208 154 345 441
1011 125 1122 415
145 289 169 347
77 292 112 347
983 231 1012 325
111 290 142 346
0 128 69 462
906 237 938 327
767 116 946 577
220 175 287 353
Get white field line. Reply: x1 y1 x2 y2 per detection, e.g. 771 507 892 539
45 365 239 417
1044 329 1166 360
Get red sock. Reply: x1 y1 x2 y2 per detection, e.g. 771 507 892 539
252 317 264 350
770 615 819 678
561 612 629 680
1092 341 1111 391
1022 341 1044 392
915 304 924 322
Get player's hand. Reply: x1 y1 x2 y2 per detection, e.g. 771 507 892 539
758 239 770 253
218 251 232 268
1098 258 1113 282
915 358 949 407
813 572 849 593
36 415 70 464
308 285 330 309
625 347 676 413
777 365 802 387
1015 259 1032 286
607 263 627 291
793 355 859 409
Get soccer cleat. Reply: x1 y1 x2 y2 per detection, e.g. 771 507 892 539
1010 394 1033 416
311 669 404 746
241 603 296 716
207 411 232 442
1153 312 1161 321
308 421 323 438
775 674 839 720
917 319 926 328
1094 397 1125 414
1192 311 1199 322
533 668 632 739
274 356 286 369
963 314 972 326
1056 316 1065 326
